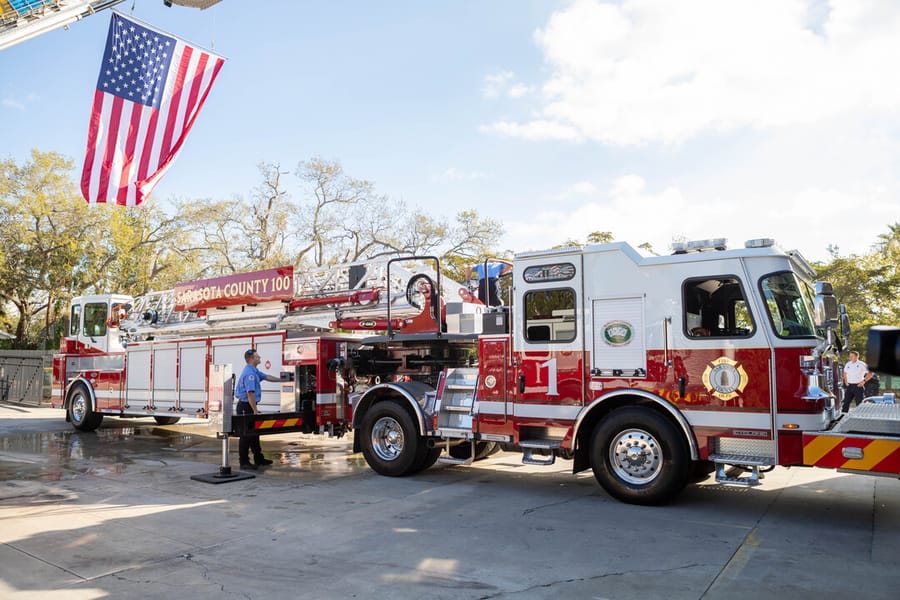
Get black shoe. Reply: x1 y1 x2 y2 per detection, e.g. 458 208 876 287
254 456 274 466
239 462 258 471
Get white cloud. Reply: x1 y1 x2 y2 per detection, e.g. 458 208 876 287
2 97 26 110
435 167 488 182
482 71 533 100
507 83 532 99
502 174 897 262
561 181 598 197
485 0 900 145
480 119 582 141
482 71 515 99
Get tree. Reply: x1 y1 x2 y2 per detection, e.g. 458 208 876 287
0 150 99 347
587 231 614 244
0 151 507 347
292 158 503 269
815 223 900 356
87 200 202 296
293 157 387 266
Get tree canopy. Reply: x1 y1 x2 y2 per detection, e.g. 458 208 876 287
0 151 504 348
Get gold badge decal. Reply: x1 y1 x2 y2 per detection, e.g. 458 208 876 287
701 357 748 401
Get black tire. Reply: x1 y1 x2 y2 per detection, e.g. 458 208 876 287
689 460 716 483
409 446 442 475
67 384 103 432
590 406 690 505
448 441 497 461
360 400 426 477
153 416 181 425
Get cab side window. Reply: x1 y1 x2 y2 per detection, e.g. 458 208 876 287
683 277 754 338
70 304 82 337
523 288 576 343
82 302 108 337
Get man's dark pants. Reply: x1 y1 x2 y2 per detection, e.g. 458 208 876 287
236 401 261 464
843 384 865 412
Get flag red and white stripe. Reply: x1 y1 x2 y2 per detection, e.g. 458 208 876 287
81 12 225 206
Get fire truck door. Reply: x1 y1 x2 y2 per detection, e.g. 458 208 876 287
512 254 586 412
78 298 112 354
478 338 511 422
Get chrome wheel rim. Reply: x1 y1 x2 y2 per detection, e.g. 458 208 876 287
371 416 404 462
609 428 663 485
71 393 86 424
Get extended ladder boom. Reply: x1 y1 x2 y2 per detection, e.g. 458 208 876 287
119 257 480 340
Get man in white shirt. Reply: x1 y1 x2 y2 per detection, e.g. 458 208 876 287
842 351 872 412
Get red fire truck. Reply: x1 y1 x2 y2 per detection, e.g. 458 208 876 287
52 239 900 504
51 259 471 435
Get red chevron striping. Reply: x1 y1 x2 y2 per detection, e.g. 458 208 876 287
872 447 900 473
813 439 856 468
254 418 302 430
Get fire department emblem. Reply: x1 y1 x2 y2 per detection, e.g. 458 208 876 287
702 357 748 401
602 321 633 346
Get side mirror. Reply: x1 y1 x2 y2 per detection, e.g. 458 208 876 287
813 282 838 327
839 304 850 341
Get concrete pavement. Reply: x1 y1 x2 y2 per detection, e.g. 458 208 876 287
1 401 899 599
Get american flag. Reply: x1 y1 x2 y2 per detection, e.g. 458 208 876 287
81 12 225 206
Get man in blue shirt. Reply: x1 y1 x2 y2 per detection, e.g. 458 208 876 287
235 348 281 470
466 261 512 306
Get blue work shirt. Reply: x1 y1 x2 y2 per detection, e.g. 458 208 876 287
472 263 506 279
235 364 267 403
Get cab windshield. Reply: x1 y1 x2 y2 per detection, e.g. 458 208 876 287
760 272 816 338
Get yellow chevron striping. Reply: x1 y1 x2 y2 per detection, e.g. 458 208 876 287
840 440 900 471
256 418 300 429
802 435 843 465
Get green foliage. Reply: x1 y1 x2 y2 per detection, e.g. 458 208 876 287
0 151 505 347
814 223 900 359
0 150 95 348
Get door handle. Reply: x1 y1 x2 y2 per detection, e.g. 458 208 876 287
518 374 526 393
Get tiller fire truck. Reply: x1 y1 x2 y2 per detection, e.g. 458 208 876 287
52 238 900 504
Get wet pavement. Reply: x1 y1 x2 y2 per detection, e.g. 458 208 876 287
2 401 900 599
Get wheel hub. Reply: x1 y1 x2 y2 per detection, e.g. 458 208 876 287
71 395 86 423
371 416 404 462
610 428 663 485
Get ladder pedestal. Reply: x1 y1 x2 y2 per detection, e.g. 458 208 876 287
190 434 256 484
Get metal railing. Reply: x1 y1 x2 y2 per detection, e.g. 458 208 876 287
0 350 53 406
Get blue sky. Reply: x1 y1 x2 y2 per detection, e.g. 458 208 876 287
2 0 899 263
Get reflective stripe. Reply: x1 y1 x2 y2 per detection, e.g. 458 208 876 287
682 410 771 429
478 401 505 415
803 434 900 473
512 403 581 420
256 418 302 430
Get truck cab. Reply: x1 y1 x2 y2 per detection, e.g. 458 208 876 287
62 294 132 355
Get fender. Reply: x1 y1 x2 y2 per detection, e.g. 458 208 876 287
352 380 434 452
572 389 700 461
64 376 97 417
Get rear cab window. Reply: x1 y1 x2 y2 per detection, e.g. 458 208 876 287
683 276 754 339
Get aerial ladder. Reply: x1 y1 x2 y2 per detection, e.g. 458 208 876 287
118 257 481 342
